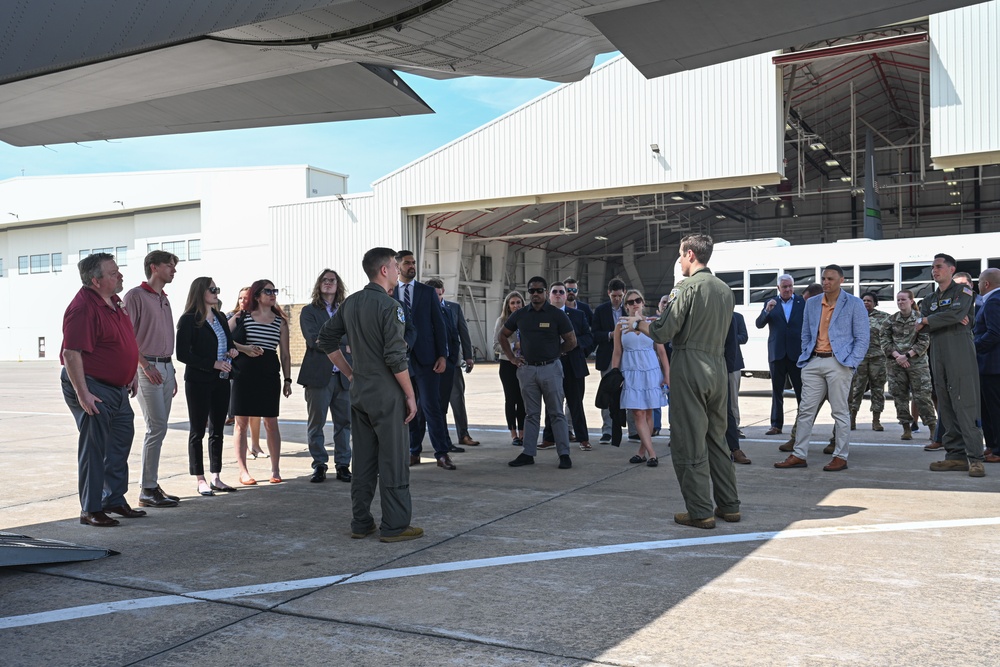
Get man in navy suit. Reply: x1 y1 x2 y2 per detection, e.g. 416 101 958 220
756 274 805 435
975 268 1000 461
564 277 594 325
393 251 456 471
542 282 594 450
426 278 480 448
592 279 629 442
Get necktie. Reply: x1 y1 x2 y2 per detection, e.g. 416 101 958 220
404 283 412 309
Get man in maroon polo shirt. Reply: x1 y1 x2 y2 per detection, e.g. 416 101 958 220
61 253 143 527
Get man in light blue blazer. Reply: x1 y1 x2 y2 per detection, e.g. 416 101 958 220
775 264 869 472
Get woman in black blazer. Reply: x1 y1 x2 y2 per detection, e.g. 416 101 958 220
177 277 239 496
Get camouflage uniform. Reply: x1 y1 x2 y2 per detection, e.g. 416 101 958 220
880 311 935 427
848 309 891 414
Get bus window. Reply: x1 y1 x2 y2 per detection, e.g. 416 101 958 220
901 264 932 283
785 267 815 287
749 270 778 303
956 259 982 290
717 271 745 305
989 258 1000 270
859 263 893 301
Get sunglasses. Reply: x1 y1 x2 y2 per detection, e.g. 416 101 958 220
321 278 337 284
259 288 279 296
565 287 578 293
208 286 221 294
527 288 546 294
550 289 565 295
626 298 644 306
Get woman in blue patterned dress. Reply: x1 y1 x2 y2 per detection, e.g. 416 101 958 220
612 289 670 466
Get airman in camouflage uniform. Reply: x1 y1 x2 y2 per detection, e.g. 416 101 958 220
848 292 891 430
881 290 935 440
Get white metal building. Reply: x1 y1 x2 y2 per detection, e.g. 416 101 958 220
3 1 999 362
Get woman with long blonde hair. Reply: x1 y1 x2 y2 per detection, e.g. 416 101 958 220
494 290 526 446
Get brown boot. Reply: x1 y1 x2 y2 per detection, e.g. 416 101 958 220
872 412 884 432
901 422 912 440
850 411 857 430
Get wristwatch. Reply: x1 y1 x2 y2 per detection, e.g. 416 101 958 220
631 319 639 330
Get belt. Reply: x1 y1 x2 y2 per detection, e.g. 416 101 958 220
144 355 172 363
524 359 556 366
812 352 833 358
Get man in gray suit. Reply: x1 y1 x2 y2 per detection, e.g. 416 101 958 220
298 269 352 483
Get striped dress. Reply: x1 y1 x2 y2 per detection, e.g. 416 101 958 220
232 312 283 417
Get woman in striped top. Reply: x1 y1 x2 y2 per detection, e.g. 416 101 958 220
229 279 292 485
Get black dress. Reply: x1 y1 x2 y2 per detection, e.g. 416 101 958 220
232 312 283 418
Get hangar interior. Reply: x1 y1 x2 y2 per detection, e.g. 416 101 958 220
418 19 998 342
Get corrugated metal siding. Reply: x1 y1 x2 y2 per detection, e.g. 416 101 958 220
271 194 402 304
374 53 782 208
931 0 1000 162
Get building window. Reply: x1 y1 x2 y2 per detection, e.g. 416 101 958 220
52 253 62 272
147 242 159 253
18 256 28 274
116 246 128 266
188 239 201 261
29 254 50 274
161 240 187 261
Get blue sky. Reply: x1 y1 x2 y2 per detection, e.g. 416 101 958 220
0 55 616 192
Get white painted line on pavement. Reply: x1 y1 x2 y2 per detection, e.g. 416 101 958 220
3 515 999 630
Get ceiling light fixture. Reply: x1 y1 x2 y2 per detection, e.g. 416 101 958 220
825 159 840 167
715 214 726 219
946 180 958 186
694 205 706 210
594 235 608 241
809 142 826 151
840 176 852 182
650 143 660 153
950 191 962 196
670 195 684 201
769 196 781 201
522 217 539 224
943 167 956 173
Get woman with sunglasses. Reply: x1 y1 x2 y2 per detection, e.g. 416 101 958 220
612 289 670 467
493 291 526 446
229 279 292 485
177 277 239 496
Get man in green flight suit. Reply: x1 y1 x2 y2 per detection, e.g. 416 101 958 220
626 234 739 529
318 247 424 541
916 253 985 477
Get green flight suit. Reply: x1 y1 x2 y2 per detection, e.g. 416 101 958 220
919 280 983 462
880 310 935 427
318 282 413 536
849 309 890 414
648 268 738 519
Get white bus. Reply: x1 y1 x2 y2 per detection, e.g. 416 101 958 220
673 231 1000 377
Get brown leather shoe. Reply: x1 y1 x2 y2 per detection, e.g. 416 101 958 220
822 456 848 472
985 453 1000 463
437 455 457 470
778 439 794 452
924 441 943 451
823 443 835 455
409 454 421 466
459 436 480 446
774 454 808 468
538 441 556 449
731 449 751 465
79 511 119 527
765 427 782 436
104 503 147 518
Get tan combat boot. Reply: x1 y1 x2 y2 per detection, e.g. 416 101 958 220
901 422 912 440
872 412 884 431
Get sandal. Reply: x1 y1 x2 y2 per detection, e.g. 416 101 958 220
239 476 257 486
579 442 593 451
646 457 658 467
629 455 647 464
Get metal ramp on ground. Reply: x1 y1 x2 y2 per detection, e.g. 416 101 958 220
0 531 117 567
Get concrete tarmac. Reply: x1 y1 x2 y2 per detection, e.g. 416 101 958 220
2 360 999 666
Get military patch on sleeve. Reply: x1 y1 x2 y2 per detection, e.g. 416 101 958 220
667 287 681 304
397 306 405 323
963 286 974 297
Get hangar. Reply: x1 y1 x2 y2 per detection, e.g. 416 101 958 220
1 2 999 360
